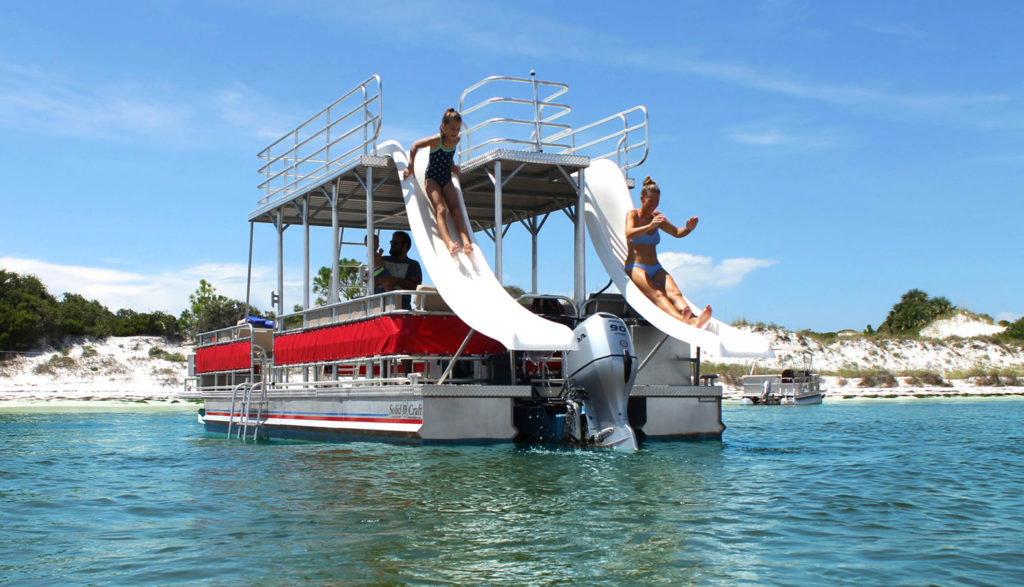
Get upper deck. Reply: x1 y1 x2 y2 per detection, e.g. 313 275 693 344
247 73 647 233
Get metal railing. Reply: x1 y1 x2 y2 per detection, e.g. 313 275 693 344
279 289 422 331
554 105 649 172
196 322 255 347
456 73 648 176
457 73 573 164
257 75 382 204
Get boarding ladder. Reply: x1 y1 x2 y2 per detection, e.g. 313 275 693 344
226 381 268 441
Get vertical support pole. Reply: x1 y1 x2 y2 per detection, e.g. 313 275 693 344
302 197 310 383
573 168 586 308
276 210 284 320
330 182 339 304
494 160 503 284
531 223 538 294
366 166 375 294
244 221 254 319
303 197 310 313
694 347 702 386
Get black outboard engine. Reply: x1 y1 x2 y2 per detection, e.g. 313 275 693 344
563 313 638 449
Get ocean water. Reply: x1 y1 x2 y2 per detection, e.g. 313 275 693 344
2 400 1023 586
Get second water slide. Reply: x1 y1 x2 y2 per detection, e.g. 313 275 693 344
379 140 576 351
583 159 774 359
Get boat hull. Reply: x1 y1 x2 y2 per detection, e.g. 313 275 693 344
200 385 525 444
196 383 724 444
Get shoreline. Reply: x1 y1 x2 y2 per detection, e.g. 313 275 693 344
0 398 199 413
2 387 1022 410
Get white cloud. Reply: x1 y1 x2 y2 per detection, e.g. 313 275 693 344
723 121 844 148
658 252 778 291
214 84 296 142
345 2 1010 126
0 63 193 141
0 62 295 146
0 256 292 315
853 20 935 44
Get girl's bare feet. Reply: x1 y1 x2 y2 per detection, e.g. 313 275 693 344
463 241 474 254
695 305 712 328
446 240 461 254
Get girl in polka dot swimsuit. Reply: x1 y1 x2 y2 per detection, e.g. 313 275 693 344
403 108 474 255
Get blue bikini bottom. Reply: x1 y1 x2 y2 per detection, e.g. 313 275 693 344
625 262 664 278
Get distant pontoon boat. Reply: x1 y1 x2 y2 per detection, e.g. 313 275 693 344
741 351 825 405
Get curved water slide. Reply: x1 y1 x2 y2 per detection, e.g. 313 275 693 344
378 140 577 351
583 159 774 359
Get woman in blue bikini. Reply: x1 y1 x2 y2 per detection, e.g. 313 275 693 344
625 176 712 328
403 108 473 255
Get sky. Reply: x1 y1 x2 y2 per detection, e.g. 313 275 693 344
1 0 1022 332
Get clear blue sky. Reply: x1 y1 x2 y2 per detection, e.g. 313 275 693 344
2 1 1022 332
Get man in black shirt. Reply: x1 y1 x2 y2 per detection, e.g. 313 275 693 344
373 231 422 308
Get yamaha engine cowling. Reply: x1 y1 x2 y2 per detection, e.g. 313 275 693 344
563 313 638 450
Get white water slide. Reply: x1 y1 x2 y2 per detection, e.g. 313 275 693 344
379 140 576 351
583 159 774 359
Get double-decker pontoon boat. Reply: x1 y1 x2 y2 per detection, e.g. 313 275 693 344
183 73 773 449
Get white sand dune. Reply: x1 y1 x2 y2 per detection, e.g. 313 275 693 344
1 312 1021 403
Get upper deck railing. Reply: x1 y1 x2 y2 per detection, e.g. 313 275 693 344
257 75 382 205
457 72 648 174
553 106 648 172
457 73 573 163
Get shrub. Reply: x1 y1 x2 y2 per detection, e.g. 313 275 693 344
701 362 752 377
858 371 897 388
57 293 115 337
878 289 955 336
799 330 838 345
149 346 186 362
32 354 77 375
82 346 98 358
1000 316 1024 342
178 279 264 340
921 371 949 387
0 270 59 351
114 309 181 338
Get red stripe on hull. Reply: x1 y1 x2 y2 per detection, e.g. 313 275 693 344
205 410 422 425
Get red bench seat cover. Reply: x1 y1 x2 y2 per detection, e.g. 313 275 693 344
274 315 504 366
195 340 252 373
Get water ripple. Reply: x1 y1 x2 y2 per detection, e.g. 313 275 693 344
1 401 1023 584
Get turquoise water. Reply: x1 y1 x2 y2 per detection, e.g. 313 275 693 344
2 400 1023 585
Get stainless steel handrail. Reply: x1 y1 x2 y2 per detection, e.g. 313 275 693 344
277 289 428 331
555 105 649 171
455 73 648 175
195 322 256 348
257 75 382 204
457 74 573 165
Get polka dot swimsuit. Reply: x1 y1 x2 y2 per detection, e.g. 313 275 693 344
425 134 456 188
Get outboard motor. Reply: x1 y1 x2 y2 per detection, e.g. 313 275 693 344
563 313 638 450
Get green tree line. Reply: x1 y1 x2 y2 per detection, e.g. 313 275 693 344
1 269 179 351
5 267 1024 353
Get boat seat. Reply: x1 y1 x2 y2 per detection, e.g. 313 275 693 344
415 285 452 313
